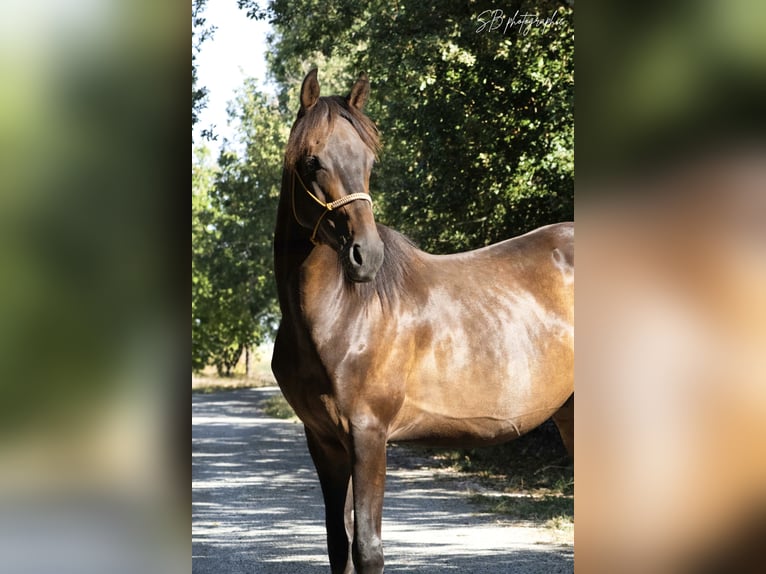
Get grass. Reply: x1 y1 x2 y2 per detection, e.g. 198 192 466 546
410 420 574 529
546 514 574 532
192 379 266 394
192 343 276 393
469 493 573 525
262 394 297 419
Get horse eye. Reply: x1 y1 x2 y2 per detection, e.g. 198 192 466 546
305 156 321 170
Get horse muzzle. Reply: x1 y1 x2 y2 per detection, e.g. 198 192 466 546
341 232 384 283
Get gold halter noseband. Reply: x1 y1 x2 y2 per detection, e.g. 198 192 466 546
291 169 373 246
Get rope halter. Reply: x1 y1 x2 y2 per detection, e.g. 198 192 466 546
291 170 373 246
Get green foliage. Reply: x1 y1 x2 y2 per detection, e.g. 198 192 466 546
578 1 766 179
192 86 287 373
251 0 574 252
192 0 216 141
192 147 231 372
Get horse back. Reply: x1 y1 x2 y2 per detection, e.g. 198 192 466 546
482 222 573 267
438 221 574 313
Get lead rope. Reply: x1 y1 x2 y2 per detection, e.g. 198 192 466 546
291 170 373 245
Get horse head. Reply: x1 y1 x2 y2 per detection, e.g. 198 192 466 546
285 68 385 283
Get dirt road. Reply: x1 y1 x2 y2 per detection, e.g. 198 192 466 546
192 387 573 573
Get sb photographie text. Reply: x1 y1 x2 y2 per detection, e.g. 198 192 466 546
476 8 566 36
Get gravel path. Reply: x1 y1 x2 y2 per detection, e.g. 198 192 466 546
192 387 573 573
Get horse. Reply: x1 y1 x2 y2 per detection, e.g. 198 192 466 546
272 68 574 574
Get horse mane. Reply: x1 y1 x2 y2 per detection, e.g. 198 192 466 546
284 96 381 169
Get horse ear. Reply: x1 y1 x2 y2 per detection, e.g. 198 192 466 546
348 72 370 110
300 68 320 111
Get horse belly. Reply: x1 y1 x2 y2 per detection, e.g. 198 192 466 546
388 405 560 447
388 324 572 446
388 361 571 446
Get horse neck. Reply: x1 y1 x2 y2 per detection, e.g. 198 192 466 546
274 168 315 313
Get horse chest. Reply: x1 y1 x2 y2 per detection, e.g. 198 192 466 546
273 314 371 436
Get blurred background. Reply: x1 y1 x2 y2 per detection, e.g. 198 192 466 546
0 0 187 571
577 0 766 572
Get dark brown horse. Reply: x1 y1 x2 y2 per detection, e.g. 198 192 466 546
272 69 574 574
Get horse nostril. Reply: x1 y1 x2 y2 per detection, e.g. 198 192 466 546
351 244 364 267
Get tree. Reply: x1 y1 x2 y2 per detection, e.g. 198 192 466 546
192 146 225 372
192 83 287 374
192 0 216 142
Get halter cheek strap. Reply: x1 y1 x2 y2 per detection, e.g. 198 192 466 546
291 170 373 246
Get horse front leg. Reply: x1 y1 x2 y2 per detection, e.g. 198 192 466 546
350 420 387 573
305 427 354 574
